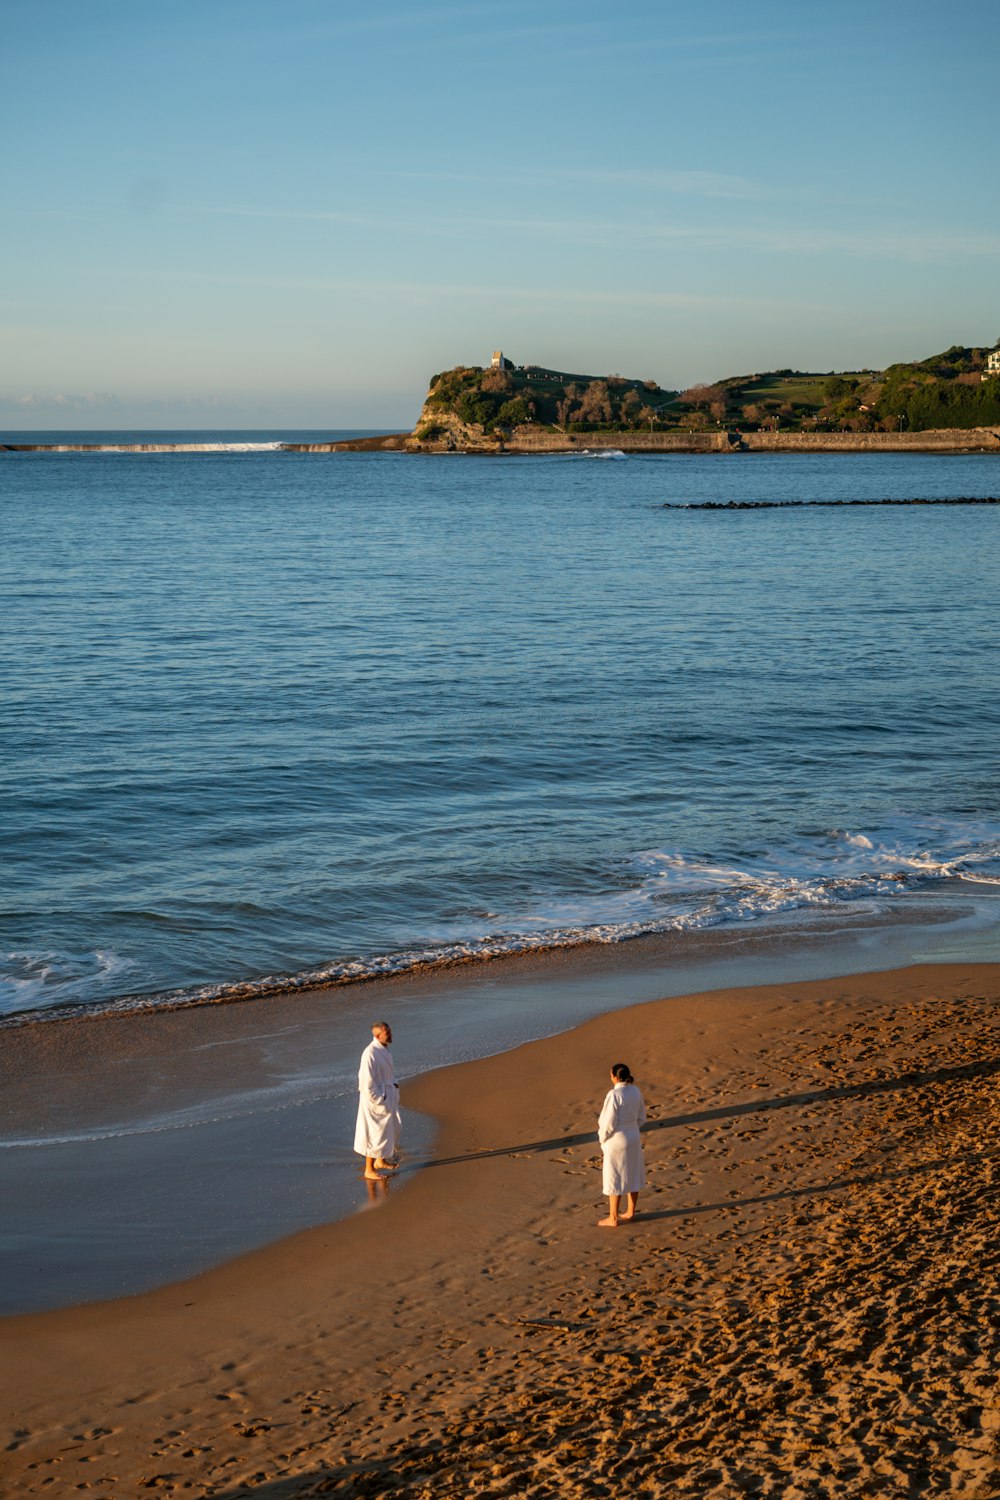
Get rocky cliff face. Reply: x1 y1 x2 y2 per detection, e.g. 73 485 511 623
408 406 504 452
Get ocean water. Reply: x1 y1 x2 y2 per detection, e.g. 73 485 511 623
3 440 1000 1023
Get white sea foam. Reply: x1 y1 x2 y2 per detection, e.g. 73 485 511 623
189 441 285 452
418 815 1000 948
96 441 287 453
0 948 135 1013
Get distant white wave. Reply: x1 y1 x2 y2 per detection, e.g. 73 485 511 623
187 441 285 452
577 448 627 459
92 441 287 454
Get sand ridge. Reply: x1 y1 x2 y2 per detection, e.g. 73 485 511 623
1 964 998 1497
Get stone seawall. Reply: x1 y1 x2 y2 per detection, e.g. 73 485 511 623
500 427 1000 455
733 428 1000 453
501 429 721 453
282 435 411 453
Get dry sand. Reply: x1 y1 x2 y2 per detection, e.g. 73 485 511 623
1 962 998 1498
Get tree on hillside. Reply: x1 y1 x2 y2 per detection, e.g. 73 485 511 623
496 396 533 426
426 367 483 412
556 383 583 425
455 390 499 427
822 376 856 403
680 383 727 412
620 389 642 425
480 367 513 394
577 380 613 425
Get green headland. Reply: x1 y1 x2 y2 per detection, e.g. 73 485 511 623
405 342 1000 450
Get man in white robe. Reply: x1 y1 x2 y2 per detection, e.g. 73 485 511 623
353 1021 402 1179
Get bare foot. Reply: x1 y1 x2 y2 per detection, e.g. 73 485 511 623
374 1159 398 1172
363 1171 383 1180
598 1216 619 1228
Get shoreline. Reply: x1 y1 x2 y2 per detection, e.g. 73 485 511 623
3 898 999 1317
2 959 997 1496
3 876 997 1035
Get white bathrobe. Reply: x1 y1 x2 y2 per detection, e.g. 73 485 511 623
598 1082 646 1195
353 1038 402 1160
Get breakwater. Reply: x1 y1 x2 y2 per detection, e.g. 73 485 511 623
0 442 287 454
667 496 1000 510
0 436 410 454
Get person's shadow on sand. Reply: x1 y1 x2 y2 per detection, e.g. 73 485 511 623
416 1053 1000 1168
210 1469 395 1497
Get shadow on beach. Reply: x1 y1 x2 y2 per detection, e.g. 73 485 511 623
209 1476 365 1500
210 1469 393 1498
630 1142 1000 1223
418 1053 1000 1167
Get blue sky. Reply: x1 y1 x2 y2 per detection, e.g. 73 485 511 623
4 0 999 428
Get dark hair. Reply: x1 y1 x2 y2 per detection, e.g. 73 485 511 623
611 1062 633 1084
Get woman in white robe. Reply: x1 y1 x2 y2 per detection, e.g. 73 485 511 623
597 1062 646 1227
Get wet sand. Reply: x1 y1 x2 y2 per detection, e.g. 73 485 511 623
1 961 998 1497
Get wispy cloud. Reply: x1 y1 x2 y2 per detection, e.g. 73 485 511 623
434 210 1000 264
0 391 230 414
376 163 909 212
0 391 122 411
203 205 382 227
188 198 1000 264
380 165 779 201
11 189 993 267
68 264 836 318
556 34 824 69
269 1 546 48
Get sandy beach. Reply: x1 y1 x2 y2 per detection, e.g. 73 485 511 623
1 960 998 1498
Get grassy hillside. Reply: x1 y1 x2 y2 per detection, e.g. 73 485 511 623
715 348 1000 431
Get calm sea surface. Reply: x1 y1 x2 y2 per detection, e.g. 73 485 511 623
3 438 1000 1022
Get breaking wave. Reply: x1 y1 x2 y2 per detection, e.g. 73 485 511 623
4 815 999 1029
3 441 289 454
